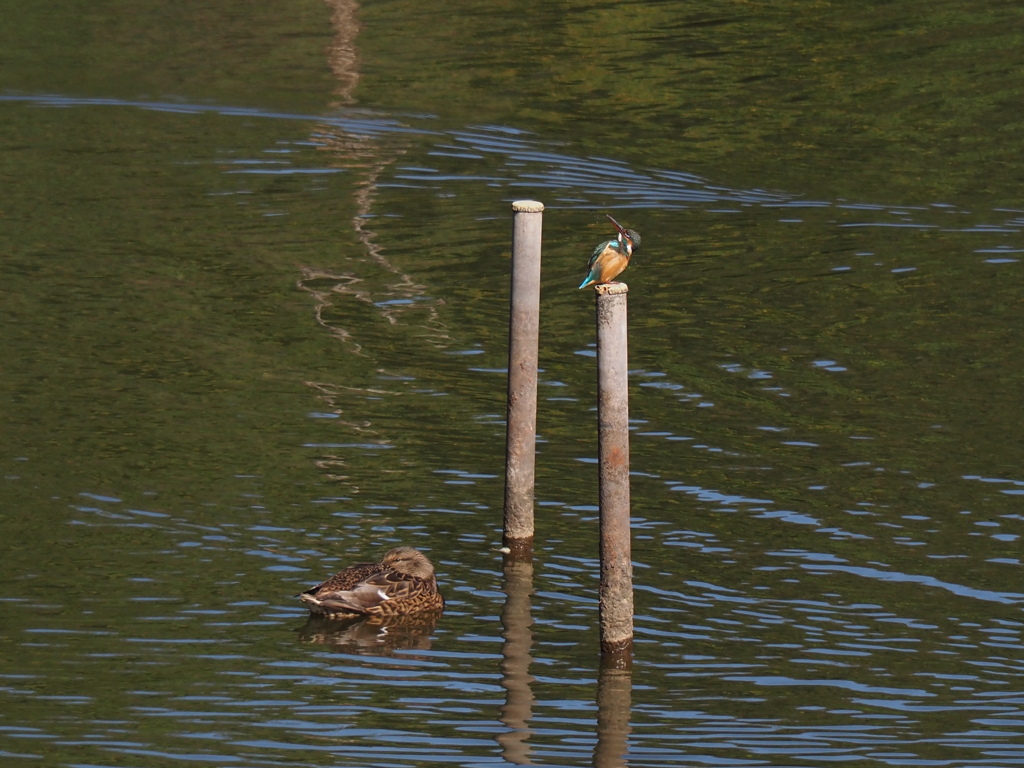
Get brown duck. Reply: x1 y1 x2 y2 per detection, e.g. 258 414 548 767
298 546 444 618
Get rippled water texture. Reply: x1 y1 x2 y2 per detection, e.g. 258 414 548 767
2 1 1024 766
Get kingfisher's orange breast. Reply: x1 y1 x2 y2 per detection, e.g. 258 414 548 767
597 248 630 283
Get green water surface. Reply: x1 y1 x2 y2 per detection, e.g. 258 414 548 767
2 0 1024 766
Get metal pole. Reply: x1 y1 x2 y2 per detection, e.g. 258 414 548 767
595 282 633 663
503 200 544 559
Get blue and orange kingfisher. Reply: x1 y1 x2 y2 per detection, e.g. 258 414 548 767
578 214 641 289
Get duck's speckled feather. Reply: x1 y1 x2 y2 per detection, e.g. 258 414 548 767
302 560 383 594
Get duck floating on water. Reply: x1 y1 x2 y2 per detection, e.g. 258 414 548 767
298 546 444 618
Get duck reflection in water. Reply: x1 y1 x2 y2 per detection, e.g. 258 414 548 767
298 610 442 653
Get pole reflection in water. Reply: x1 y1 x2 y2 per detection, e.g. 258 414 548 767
497 556 536 764
594 662 632 768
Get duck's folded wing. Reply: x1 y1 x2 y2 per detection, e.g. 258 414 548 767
308 571 422 614
301 561 380 596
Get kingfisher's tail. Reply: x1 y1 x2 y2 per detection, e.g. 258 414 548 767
578 276 595 289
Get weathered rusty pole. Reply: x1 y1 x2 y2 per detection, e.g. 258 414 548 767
595 282 633 665
503 200 544 559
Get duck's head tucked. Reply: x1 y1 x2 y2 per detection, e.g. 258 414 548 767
380 546 436 580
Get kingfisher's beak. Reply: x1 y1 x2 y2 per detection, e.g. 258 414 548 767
606 214 628 237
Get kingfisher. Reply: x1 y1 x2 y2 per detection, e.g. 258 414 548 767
578 214 641 289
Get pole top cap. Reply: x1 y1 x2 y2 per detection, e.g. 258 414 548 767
595 283 629 295
512 200 545 213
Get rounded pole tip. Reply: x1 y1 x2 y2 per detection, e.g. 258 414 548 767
595 282 629 295
511 200 545 213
